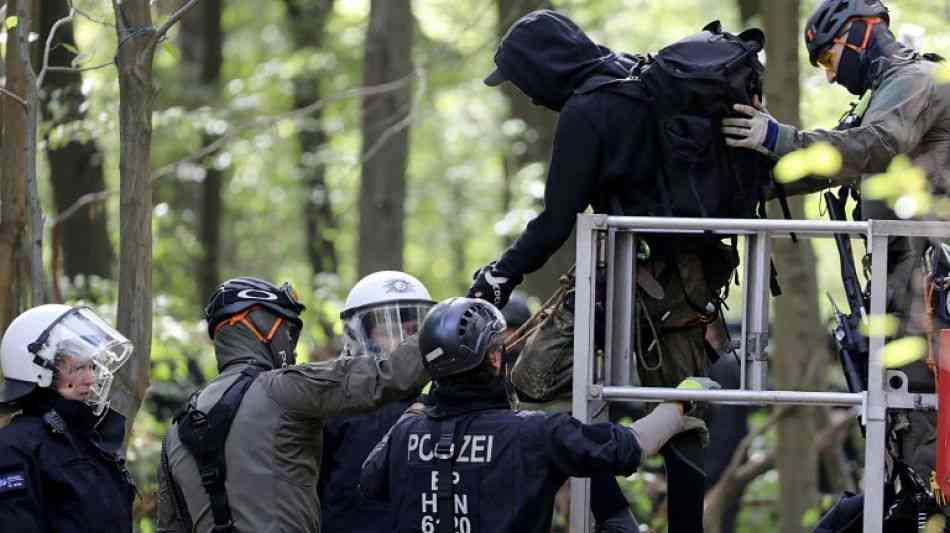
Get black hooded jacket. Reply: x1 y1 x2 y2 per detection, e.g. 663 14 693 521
490 10 660 277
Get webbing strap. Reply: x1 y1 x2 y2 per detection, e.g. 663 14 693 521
177 367 262 533
434 419 457 533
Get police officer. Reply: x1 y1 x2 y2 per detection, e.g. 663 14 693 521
319 271 436 533
0 304 137 532
156 277 428 533
361 297 715 533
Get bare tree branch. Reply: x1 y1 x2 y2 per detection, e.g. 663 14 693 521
0 86 27 107
45 61 115 75
36 7 76 89
66 0 114 27
154 0 201 41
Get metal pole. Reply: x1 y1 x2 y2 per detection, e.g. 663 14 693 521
597 385 864 406
863 228 889 533
741 232 771 390
605 229 636 388
570 215 599 533
605 216 869 235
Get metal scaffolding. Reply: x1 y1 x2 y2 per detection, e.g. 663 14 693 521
569 214 950 533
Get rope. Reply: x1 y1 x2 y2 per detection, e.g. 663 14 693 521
504 266 575 352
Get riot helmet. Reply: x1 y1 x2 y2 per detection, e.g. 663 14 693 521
418 297 507 380
341 271 435 356
804 0 889 66
204 277 306 368
0 304 133 415
500 291 531 332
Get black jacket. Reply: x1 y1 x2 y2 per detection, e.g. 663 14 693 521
360 382 643 533
319 396 416 533
0 391 135 533
491 10 660 277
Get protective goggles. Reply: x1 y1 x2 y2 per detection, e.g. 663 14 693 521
816 17 884 72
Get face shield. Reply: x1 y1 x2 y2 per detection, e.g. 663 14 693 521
28 307 133 415
343 302 434 356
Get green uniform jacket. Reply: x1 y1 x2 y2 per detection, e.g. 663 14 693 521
776 55 950 195
156 326 426 533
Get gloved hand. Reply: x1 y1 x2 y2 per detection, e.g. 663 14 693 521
467 261 523 309
675 376 722 418
721 101 780 156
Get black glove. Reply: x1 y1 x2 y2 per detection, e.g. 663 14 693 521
467 261 522 309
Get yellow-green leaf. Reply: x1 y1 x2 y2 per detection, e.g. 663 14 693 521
774 142 842 183
881 336 927 369
861 314 899 337
5 16 18 29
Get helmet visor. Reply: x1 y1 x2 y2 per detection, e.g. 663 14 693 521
29 307 133 415
344 303 434 355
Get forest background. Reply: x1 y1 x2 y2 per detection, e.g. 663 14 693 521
1 0 949 531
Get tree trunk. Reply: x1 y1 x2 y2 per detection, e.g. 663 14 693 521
0 0 39 330
357 0 414 277
179 0 224 302
494 0 566 301
764 3 827 532
284 0 339 343
737 0 760 25
39 0 114 292
110 0 157 441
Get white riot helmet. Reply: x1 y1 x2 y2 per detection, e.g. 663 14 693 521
0 304 133 415
341 271 435 356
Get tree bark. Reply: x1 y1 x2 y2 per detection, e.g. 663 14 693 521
39 0 114 290
357 0 414 277
110 0 158 441
494 0 567 301
0 0 39 330
284 0 339 342
764 2 828 532
179 0 224 302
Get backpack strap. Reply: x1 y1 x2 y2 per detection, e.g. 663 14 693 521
433 418 458 533
175 366 263 533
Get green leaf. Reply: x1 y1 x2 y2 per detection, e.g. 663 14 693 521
774 142 842 183
881 336 927 369
161 40 178 59
861 314 899 338
62 42 79 55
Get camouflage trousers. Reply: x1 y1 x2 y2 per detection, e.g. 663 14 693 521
511 250 733 403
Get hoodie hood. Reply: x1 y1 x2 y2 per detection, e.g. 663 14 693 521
488 10 630 111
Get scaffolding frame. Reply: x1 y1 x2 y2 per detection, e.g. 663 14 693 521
569 214 950 533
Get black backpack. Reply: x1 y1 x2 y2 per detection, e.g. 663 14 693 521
586 21 781 221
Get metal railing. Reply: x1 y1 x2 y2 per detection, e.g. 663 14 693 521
569 214 950 533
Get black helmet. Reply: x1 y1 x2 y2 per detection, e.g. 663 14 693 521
805 0 889 66
204 277 306 338
419 297 506 380
501 291 531 330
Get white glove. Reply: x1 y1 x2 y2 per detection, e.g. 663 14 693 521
721 102 779 156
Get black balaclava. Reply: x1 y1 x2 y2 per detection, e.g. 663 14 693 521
836 21 908 96
491 10 630 111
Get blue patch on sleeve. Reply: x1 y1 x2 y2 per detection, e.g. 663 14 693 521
0 470 27 495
